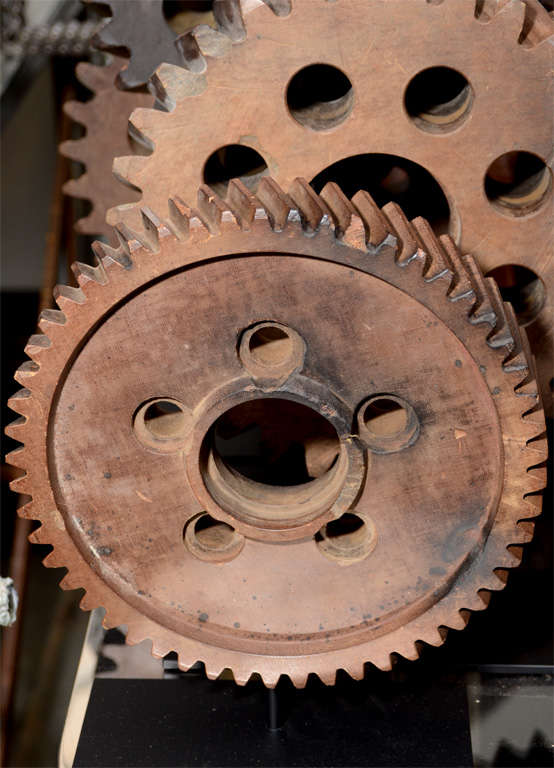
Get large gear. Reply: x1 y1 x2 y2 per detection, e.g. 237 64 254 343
107 0 554 412
6 178 545 687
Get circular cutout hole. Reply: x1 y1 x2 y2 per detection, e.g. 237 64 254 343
310 153 453 236
286 63 354 131
248 326 293 367
184 512 244 562
405 66 473 132
194 514 236 549
144 400 187 439
485 152 551 216
211 398 340 487
363 398 408 437
316 512 376 564
203 144 268 196
486 265 546 326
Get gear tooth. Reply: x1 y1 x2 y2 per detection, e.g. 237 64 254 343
141 207 173 245
205 662 225 681
38 308 67 333
14 361 40 385
5 446 27 469
168 196 193 239
151 640 171 659
230 665 252 686
316 669 337 685
197 185 228 233
515 519 536 542
75 60 114 92
62 176 90 200
24 334 51 359
112 155 150 189
59 572 80 590
476 0 526 41
127 109 158 152
439 235 475 301
150 64 207 114
213 0 246 42
226 178 256 230
43 549 64 567
518 0 554 47
501 302 528 373
260 669 281 689
345 663 365 681
460 255 496 326
174 30 207 75
410 217 452 283
71 260 108 289
483 278 514 349
115 222 154 257
256 177 292 232
288 178 329 234
526 434 548 463
9 473 30 495
262 0 292 15
319 181 366 249
53 284 86 313
5 416 27 444
28 526 43 545
80 593 97 612
62 100 90 126
444 611 467 631
90 240 127 271
381 202 420 265
352 190 391 247
190 24 232 61
59 138 87 163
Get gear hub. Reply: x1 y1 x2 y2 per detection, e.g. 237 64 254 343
6 178 545 687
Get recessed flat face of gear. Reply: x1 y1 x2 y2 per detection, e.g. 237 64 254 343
109 0 553 412
7 178 546 687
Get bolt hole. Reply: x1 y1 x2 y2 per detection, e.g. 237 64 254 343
363 398 408 437
194 514 236 549
184 512 243 561
203 144 268 196
405 66 473 133
310 153 453 236
316 512 376 564
485 152 551 216
248 326 293 367
144 400 187 439
486 265 546 326
286 63 354 131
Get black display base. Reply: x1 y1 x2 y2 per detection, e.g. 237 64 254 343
74 670 472 768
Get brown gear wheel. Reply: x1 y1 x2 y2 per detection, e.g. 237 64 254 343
60 56 153 243
6 178 546 687
60 3 284 242
108 0 554 413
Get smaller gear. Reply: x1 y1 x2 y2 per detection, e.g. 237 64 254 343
88 0 290 89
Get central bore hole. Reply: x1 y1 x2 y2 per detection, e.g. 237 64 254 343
248 326 293 366
211 399 340 486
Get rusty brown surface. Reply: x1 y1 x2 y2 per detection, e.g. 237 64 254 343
5 178 546 687
59 56 153 244
105 0 552 412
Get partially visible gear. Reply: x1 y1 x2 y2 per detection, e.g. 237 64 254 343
109 0 553 412
88 0 290 89
59 56 153 243
6 177 546 687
